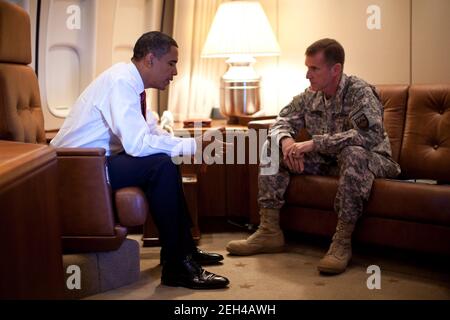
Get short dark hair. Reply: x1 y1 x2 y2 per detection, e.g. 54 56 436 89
132 31 178 60
305 38 345 66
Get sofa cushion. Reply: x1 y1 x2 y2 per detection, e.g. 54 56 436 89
376 85 409 163
0 1 32 64
366 179 450 226
285 175 450 227
400 84 450 181
0 64 45 143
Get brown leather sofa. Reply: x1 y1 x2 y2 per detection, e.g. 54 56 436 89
0 1 147 298
248 84 450 256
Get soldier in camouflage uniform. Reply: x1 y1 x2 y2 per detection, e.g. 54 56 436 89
227 38 401 274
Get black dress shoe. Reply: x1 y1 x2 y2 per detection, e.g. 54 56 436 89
161 257 229 289
191 248 224 265
161 248 224 266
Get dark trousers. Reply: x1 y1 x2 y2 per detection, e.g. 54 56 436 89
106 152 196 263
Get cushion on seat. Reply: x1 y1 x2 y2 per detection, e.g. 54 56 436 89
0 1 31 64
286 175 450 227
0 1 45 144
376 84 409 163
400 84 450 181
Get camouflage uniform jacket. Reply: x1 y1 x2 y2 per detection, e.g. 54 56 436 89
270 73 393 158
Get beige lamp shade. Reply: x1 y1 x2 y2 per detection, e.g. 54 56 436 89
201 1 281 58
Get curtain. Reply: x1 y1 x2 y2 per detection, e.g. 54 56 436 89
168 0 226 121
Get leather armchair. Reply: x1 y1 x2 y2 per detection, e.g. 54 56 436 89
56 148 147 252
0 1 147 253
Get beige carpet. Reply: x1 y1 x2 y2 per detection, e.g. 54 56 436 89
87 231 450 300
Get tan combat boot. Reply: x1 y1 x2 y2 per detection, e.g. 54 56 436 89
317 220 355 274
226 208 284 256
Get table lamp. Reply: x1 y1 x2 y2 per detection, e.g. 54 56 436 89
201 1 280 124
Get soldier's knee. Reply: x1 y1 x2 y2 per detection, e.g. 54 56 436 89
258 167 290 191
339 146 368 161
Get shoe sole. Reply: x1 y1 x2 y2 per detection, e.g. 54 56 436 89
195 260 223 266
161 279 229 290
193 257 224 265
160 259 223 266
226 246 284 256
317 265 346 274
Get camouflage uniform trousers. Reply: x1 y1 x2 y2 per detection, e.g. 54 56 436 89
258 141 400 223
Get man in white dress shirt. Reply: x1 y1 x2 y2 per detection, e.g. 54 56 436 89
51 31 229 290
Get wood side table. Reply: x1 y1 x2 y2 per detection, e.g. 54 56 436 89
174 121 252 221
142 120 260 246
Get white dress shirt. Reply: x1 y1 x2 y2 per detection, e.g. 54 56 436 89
51 62 196 157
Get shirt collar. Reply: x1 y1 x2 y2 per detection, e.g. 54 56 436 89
335 73 347 99
127 62 145 95
334 73 347 114
314 73 347 113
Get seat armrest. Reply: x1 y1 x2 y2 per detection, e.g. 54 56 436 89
248 119 311 142
115 187 148 227
56 147 106 156
56 147 116 236
248 119 276 130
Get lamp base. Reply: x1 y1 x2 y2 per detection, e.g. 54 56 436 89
220 79 261 120
219 56 261 122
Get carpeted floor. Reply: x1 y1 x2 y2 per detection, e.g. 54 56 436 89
87 230 450 300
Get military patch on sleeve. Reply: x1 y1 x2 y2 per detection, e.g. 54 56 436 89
279 105 293 117
350 109 372 130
